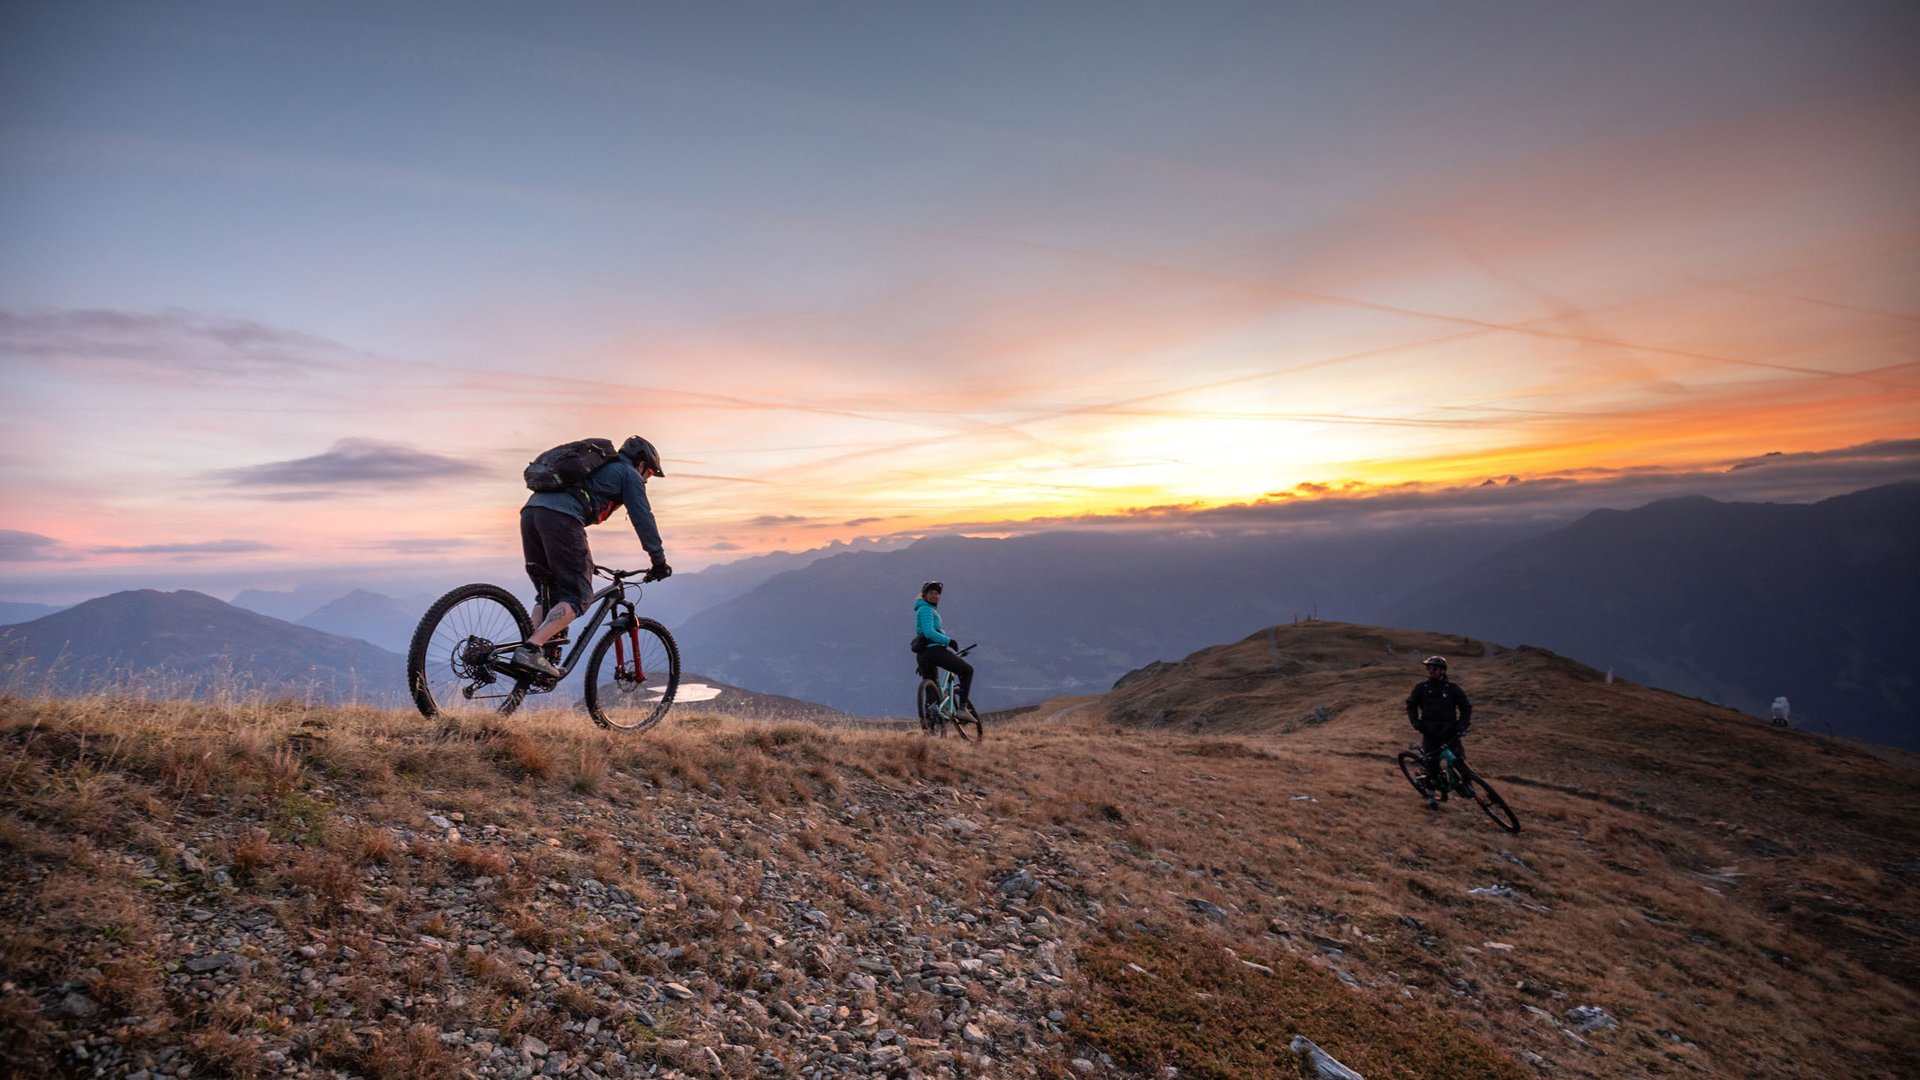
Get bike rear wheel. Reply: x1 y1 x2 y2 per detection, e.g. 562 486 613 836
916 680 940 735
1461 767 1520 832
408 584 532 719
583 617 680 732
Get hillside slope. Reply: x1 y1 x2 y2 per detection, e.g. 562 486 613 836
2 622 1915 1079
1392 480 1920 749
0 590 405 703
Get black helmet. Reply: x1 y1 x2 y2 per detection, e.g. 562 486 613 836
1423 655 1448 670
620 436 664 476
920 580 944 595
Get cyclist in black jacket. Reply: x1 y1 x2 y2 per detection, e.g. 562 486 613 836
1407 655 1472 808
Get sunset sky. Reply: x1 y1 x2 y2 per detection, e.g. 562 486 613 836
3 1 1917 603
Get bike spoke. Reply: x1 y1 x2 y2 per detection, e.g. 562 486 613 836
586 618 679 732
409 586 531 720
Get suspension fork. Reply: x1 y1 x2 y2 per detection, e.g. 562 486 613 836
611 604 645 680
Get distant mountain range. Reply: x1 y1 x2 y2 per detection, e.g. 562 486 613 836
0 590 405 704
669 482 1918 750
670 522 1544 717
230 582 352 624
215 539 893 652
5 483 1913 749
295 589 429 655
637 537 916 627
0 601 64 626
1392 480 1920 749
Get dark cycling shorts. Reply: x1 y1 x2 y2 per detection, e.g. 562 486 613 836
520 506 592 615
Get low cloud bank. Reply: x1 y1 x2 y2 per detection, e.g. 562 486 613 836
213 438 486 493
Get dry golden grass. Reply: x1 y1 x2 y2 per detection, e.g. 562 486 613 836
1 627 1916 1078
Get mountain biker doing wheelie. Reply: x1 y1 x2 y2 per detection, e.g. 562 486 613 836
912 580 979 721
515 436 672 678
1407 655 1473 809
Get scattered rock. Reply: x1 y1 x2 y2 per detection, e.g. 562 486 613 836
1184 898 1227 920
996 869 1038 896
1292 1034 1366 1079
1565 1005 1617 1032
182 953 236 974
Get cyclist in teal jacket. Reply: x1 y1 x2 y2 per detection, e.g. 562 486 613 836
912 580 976 717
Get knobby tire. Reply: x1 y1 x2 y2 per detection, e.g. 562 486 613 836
1395 751 1429 797
917 681 942 736
408 584 533 719
1462 767 1521 832
583 617 680 732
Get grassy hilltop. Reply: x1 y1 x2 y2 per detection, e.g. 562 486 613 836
2 621 1916 1079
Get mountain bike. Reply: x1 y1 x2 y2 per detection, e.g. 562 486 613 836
407 565 680 732
916 643 983 741
1397 742 1519 832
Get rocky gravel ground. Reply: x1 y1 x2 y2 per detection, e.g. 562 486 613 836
5 724 1116 1079
11 665 1916 1080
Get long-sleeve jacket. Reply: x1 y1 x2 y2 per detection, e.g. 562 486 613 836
1407 678 1472 732
525 459 664 559
914 598 956 648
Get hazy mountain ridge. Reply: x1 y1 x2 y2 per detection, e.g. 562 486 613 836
0 589 405 704
640 536 918 627
0 601 63 627
230 583 351 624
295 588 430 655
671 523 1548 717
1392 480 1920 748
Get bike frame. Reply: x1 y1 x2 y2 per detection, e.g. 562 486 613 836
493 566 646 688
927 668 963 720
919 643 976 729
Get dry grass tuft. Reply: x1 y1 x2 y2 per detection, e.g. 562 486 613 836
446 842 511 879
225 826 275 883
352 823 400 864
496 732 554 779
1073 923 1527 1080
366 1022 458 1080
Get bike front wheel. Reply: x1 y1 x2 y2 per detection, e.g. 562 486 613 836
954 701 983 742
1396 751 1430 798
583 617 681 732
1461 767 1520 832
408 584 532 719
